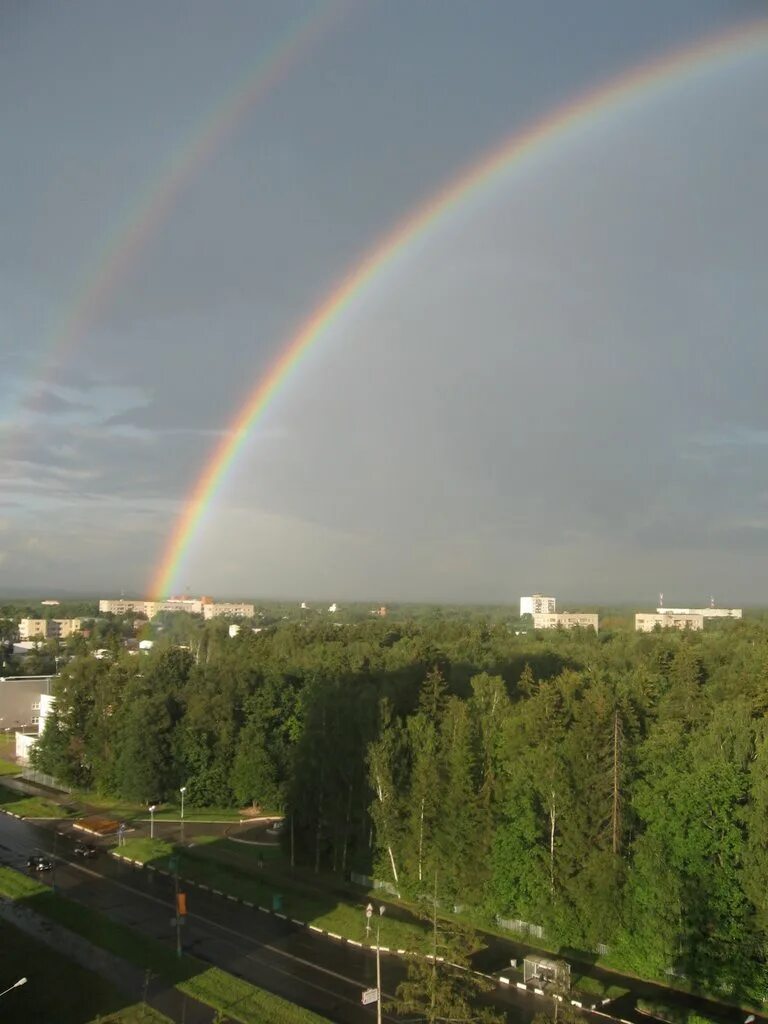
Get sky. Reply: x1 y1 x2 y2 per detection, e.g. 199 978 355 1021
1 0 767 605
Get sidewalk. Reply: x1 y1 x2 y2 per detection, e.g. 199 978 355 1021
0 896 212 1023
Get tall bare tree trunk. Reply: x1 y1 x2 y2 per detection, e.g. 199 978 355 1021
418 797 425 883
373 771 400 885
612 710 621 855
549 790 556 894
341 783 352 875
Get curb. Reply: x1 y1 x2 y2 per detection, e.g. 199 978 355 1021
105 850 631 1012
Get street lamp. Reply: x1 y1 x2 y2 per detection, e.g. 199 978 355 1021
375 905 385 1024
0 977 27 998
149 804 157 840
179 786 187 844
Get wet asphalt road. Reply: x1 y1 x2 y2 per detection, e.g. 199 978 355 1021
0 813 552 1024
3 812 753 1024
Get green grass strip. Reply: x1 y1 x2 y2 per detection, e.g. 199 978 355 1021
119 836 431 953
0 781 73 818
0 918 171 1024
0 866 328 1024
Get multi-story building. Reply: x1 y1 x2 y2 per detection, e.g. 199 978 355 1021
202 601 255 620
100 597 254 620
636 613 704 632
99 598 202 617
18 619 48 640
0 675 55 733
533 612 598 633
18 618 82 641
15 692 57 766
655 606 742 619
520 595 557 617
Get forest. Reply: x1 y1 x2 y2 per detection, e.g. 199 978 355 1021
31 612 768 1003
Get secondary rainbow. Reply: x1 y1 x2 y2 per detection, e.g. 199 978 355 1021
12 2 346 429
150 17 768 599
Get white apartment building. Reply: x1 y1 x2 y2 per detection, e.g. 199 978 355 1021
99 598 203 618
533 612 598 633
520 595 557 617
655 607 742 619
19 618 83 641
636 612 704 632
100 597 254 621
202 602 254 620
15 692 57 765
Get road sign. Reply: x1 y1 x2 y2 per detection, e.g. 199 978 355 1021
366 903 373 918
361 987 379 1005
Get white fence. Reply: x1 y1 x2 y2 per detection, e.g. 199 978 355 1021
497 916 545 940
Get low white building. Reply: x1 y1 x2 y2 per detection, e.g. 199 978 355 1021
636 612 704 632
520 595 556 618
533 612 598 633
655 606 741 619
15 693 57 766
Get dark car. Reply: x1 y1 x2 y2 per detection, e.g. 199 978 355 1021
27 854 52 872
73 842 97 858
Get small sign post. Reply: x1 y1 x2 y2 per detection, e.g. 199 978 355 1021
365 902 373 939
361 988 378 1006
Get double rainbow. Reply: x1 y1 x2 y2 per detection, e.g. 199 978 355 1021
8 2 346 439
145 16 768 599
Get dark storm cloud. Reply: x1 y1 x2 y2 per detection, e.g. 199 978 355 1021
1 0 766 597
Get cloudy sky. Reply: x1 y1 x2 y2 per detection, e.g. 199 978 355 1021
1 1 767 604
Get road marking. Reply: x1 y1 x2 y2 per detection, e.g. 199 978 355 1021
37 853 378 995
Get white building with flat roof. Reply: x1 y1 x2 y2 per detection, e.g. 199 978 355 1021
520 595 556 618
534 612 598 633
100 597 254 620
19 618 83 641
202 602 254 620
636 612 704 632
655 607 741 619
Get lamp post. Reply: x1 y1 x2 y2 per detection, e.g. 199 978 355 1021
179 786 187 844
149 804 157 840
375 905 385 1024
0 977 27 999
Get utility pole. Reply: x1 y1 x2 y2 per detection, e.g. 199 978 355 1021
179 786 187 845
376 905 385 1024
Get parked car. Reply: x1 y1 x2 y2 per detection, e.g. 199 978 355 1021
73 842 97 858
26 854 52 872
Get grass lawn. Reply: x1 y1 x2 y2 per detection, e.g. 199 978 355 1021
0 865 329 1024
118 835 432 953
0 782 73 818
72 790 248 822
0 758 19 776
0 919 171 1023
571 973 630 1002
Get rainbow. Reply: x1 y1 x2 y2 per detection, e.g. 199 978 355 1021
12 2 346 426
149 17 768 599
